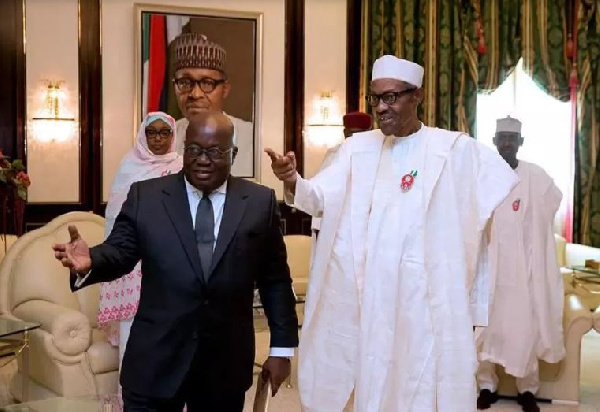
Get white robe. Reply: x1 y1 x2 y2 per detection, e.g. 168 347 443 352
479 160 564 378
175 114 254 177
290 126 518 412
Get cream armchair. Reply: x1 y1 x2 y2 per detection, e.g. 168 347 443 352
496 293 593 403
254 235 311 389
0 212 118 401
594 307 600 335
495 235 598 402
0 235 18 262
555 234 600 310
283 234 312 298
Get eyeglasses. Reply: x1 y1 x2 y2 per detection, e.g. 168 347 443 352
173 77 227 94
365 89 416 107
184 145 233 160
145 128 172 140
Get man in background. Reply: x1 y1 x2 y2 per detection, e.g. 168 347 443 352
477 116 564 412
172 33 254 177
312 111 372 238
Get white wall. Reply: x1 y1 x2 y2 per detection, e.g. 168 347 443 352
303 0 347 179
26 0 79 203
102 0 286 200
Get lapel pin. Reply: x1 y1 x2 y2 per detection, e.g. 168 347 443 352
401 170 418 192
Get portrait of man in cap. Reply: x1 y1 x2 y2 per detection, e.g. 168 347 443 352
139 12 259 178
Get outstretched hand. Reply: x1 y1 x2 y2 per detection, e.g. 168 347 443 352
51 225 92 274
264 148 297 184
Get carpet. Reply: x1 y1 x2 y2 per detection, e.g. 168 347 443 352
3 332 600 411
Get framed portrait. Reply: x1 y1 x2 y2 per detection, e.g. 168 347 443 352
134 4 263 179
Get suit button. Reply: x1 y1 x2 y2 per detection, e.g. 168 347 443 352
201 299 209 306
192 331 198 340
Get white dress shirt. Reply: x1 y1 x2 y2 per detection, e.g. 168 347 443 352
79 177 294 358
184 178 226 244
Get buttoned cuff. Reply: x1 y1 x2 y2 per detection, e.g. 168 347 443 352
74 269 92 288
269 347 295 358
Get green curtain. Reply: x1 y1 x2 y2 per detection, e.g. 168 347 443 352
361 0 478 135
360 0 427 118
361 0 574 129
521 0 572 102
477 0 521 92
436 1 479 134
573 1 600 245
360 1 600 245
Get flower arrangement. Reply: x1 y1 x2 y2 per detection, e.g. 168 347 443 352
0 149 30 237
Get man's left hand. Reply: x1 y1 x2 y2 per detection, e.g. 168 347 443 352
261 356 291 396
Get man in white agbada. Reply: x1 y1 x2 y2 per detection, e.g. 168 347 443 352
265 55 519 412
476 117 564 412
172 33 254 177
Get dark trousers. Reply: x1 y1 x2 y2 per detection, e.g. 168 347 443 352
122 388 244 412
123 339 246 412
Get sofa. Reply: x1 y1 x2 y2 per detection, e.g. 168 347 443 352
252 235 312 389
494 235 600 403
0 235 18 263
0 212 118 401
283 234 311 298
555 234 600 311
495 293 592 403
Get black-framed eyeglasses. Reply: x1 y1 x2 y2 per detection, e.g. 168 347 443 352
365 89 416 107
184 145 233 160
145 128 172 140
173 77 227 94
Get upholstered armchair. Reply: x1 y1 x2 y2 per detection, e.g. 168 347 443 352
253 235 311 389
494 235 600 403
594 306 600 335
283 234 311 297
495 291 593 402
0 212 118 401
0 235 18 262
555 234 600 310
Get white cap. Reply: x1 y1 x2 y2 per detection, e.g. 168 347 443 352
495 116 522 134
372 55 424 88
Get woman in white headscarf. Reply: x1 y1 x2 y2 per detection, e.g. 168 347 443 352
98 112 182 368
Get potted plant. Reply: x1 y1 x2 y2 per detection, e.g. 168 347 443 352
0 150 31 239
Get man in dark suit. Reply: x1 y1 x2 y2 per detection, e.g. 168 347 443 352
52 112 299 412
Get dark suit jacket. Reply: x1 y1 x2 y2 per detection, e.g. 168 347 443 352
72 172 298 398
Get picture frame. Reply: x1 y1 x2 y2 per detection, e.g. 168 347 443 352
134 3 263 179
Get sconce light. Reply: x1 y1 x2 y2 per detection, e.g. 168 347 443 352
306 91 344 148
30 81 76 143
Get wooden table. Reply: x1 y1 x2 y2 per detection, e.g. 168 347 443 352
567 266 600 310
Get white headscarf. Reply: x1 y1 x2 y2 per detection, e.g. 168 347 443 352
104 112 183 237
